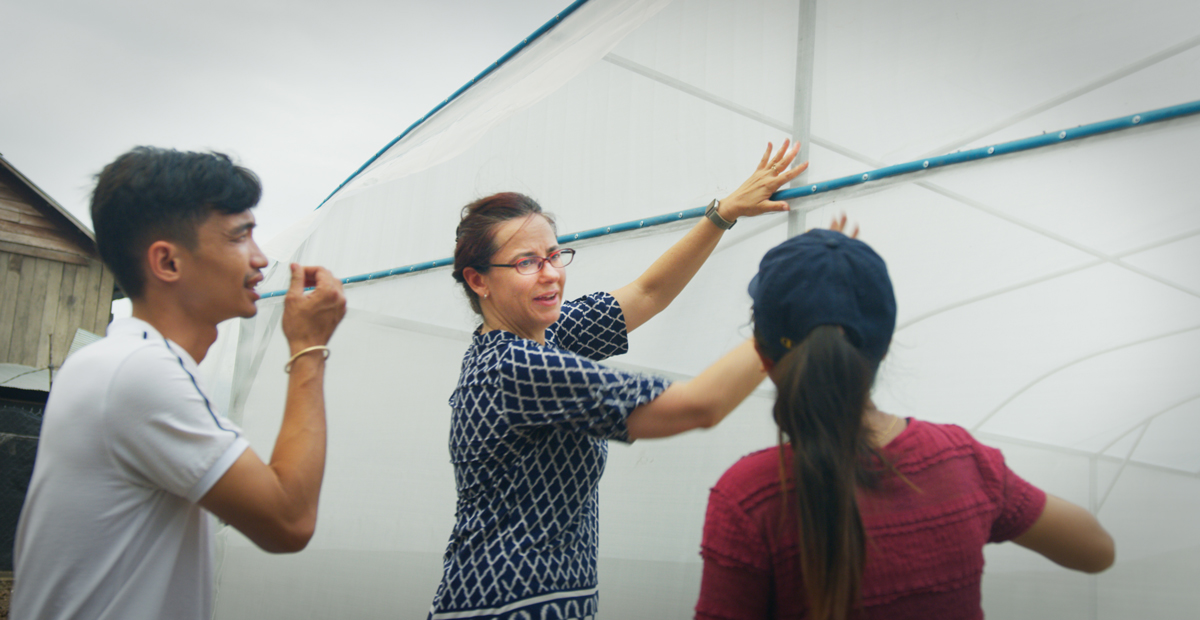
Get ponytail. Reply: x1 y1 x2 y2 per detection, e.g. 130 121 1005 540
771 325 882 620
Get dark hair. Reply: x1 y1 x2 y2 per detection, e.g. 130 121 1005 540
759 325 887 620
90 146 261 298
452 192 555 315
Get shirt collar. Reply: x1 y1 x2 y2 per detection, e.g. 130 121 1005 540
106 317 199 366
106 316 162 340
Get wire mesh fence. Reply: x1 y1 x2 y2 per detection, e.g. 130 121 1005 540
1 402 43 573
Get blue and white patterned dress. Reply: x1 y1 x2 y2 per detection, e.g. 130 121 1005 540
429 292 671 620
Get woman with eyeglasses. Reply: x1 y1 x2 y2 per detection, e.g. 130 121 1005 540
694 229 1114 620
428 142 817 620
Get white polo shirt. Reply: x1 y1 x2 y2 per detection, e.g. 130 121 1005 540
11 317 249 620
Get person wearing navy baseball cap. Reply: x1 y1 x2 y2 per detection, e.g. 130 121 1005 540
747 227 896 363
695 227 1114 620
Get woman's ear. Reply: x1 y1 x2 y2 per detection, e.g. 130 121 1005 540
146 240 183 285
463 266 489 299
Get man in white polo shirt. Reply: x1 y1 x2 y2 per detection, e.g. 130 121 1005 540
11 147 347 620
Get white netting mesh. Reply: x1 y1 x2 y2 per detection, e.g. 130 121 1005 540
203 0 1200 617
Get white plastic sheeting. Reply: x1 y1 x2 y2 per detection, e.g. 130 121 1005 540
204 0 1200 617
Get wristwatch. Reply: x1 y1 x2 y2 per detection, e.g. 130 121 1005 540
705 199 735 230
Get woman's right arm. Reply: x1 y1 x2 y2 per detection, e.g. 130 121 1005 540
1012 494 1115 573
621 216 859 440
626 340 765 439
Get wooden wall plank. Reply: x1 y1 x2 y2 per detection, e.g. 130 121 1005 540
0 197 40 216
0 251 9 305
36 261 65 368
79 258 104 343
0 253 22 360
17 257 51 366
0 183 37 201
64 258 91 356
52 263 79 366
0 206 56 231
9 256 45 365
0 252 11 354
0 183 28 202
0 218 80 242
0 208 23 223
0 208 40 227
93 264 116 336
18 212 58 232
0 225 89 255
0 240 90 265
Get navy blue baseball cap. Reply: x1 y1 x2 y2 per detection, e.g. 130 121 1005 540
748 229 896 362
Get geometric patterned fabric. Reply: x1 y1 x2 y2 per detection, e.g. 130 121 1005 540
430 292 671 619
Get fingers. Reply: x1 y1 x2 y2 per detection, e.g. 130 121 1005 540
287 263 305 296
307 267 347 314
308 266 339 292
779 160 809 184
755 138 805 177
761 141 804 188
287 264 329 295
281 265 347 349
767 139 791 169
305 267 321 289
773 141 800 171
738 199 791 217
827 213 860 238
757 142 773 171
730 140 808 219
284 265 344 306
830 213 848 232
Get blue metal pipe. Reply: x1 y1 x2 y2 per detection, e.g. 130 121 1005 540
261 98 1200 299
315 0 593 210
774 99 1200 200
261 208 707 298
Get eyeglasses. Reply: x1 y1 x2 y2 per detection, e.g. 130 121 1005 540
488 249 575 275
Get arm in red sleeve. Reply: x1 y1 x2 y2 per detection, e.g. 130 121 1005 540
696 487 774 620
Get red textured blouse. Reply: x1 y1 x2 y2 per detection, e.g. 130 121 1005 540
695 419 1046 620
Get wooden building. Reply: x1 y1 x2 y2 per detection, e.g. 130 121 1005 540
0 154 116 375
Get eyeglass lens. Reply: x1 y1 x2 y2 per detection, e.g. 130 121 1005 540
515 249 574 274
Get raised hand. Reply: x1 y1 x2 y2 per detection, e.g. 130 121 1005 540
282 263 347 353
717 140 810 221
827 213 859 238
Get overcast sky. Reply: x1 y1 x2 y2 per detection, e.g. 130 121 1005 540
2 0 573 243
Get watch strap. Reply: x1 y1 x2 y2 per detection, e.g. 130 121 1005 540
705 199 735 230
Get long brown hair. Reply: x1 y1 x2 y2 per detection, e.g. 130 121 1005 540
767 325 885 620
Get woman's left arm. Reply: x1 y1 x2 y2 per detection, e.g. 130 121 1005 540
695 487 774 620
611 141 809 332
